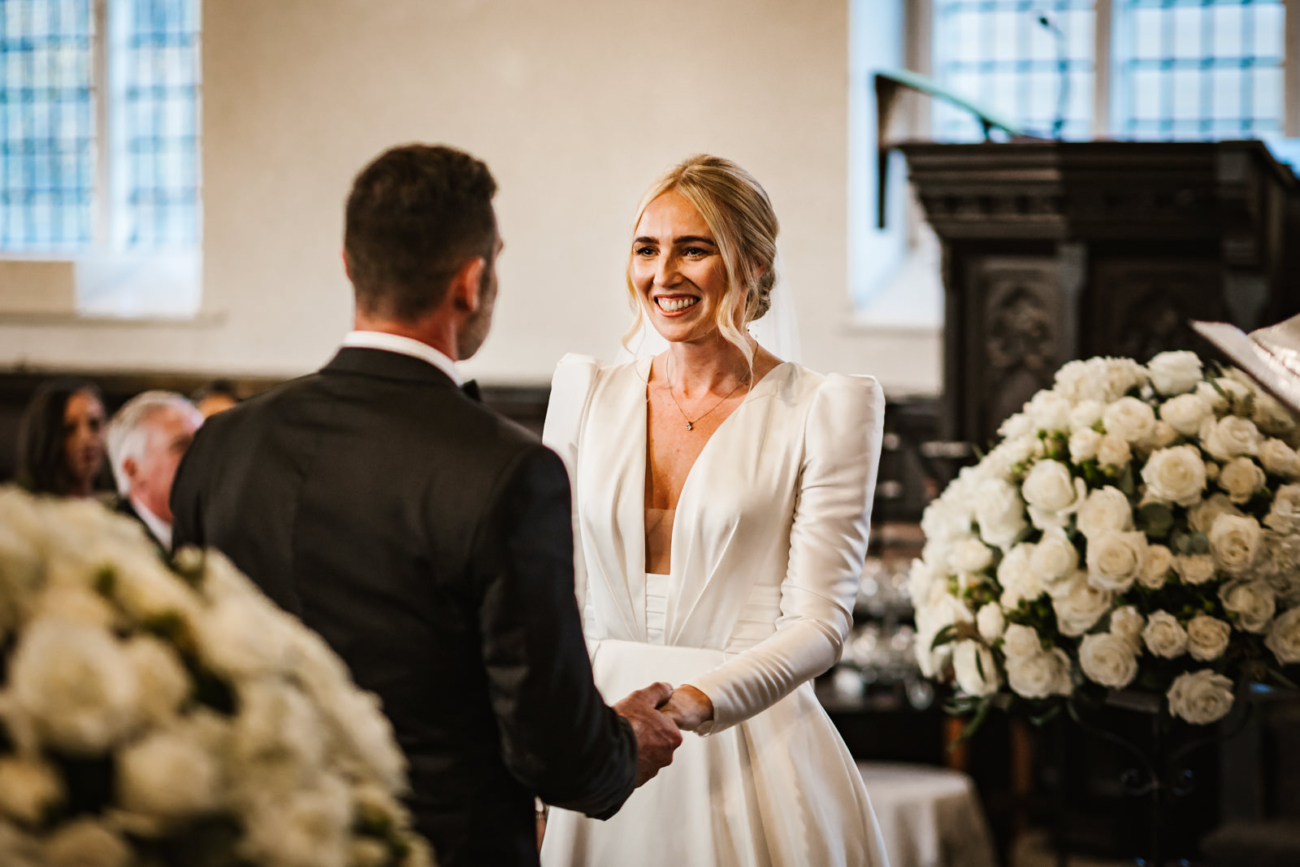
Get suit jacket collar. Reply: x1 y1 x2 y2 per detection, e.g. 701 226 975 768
322 346 462 390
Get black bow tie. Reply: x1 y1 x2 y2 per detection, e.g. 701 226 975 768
461 379 482 402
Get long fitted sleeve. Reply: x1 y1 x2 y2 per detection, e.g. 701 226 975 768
688 374 885 733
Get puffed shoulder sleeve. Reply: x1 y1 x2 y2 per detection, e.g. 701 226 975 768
542 353 601 476
542 353 602 618
689 374 886 733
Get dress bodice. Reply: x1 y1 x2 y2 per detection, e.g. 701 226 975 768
543 354 885 733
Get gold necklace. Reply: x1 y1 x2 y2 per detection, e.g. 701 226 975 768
664 355 747 431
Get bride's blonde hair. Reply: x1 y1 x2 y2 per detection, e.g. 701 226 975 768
623 155 779 367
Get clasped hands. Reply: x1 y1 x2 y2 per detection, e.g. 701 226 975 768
612 682 714 786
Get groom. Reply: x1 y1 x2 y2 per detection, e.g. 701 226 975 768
171 144 681 866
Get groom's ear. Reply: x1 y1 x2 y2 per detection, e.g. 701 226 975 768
448 255 488 314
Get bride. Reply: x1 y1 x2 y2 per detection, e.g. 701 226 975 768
540 155 889 866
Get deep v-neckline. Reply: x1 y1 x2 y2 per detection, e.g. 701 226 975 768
640 360 789 574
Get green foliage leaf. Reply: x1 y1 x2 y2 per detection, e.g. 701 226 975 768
1117 465 1137 497
931 624 958 651
1138 503 1175 539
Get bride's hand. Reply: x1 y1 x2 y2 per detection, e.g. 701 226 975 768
660 684 714 731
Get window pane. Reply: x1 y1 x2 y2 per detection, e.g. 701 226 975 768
0 0 94 250
115 0 201 249
932 0 1096 142
1115 0 1284 141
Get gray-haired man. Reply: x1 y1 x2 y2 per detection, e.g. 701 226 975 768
106 391 203 551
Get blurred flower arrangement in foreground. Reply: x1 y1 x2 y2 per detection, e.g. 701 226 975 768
913 352 1300 731
0 487 432 867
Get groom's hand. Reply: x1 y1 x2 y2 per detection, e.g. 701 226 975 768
613 682 683 787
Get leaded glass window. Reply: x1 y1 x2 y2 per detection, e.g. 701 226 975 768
933 0 1097 141
1114 0 1285 140
0 0 95 249
0 0 200 254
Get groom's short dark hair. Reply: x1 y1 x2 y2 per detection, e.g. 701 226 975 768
345 144 497 321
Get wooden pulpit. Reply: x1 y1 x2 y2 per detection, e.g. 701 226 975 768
899 140 1300 448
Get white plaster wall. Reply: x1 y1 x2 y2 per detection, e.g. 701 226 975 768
0 0 941 395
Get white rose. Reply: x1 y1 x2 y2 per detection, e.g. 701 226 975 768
999 412 1034 440
1265 484 1300 534
1209 514 1262 576
1086 531 1148 593
0 757 63 824
1253 390 1299 437
977 604 1006 641
194 594 296 678
1186 615 1232 661
234 679 326 769
953 641 1001 696
1261 535 1300 607
1141 445 1208 507
1142 611 1189 658
241 775 352 867
1188 493 1244 534
1219 579 1276 633
1139 544 1174 590
9 620 138 755
951 538 995 574
1160 393 1215 436
1022 460 1086 529
124 637 190 726
1167 670 1235 725
1097 435 1132 469
1149 421 1178 449
1217 456 1266 504
1201 415 1263 462
1002 623 1042 660
1079 633 1139 688
1069 400 1105 431
997 543 1044 608
1077 487 1134 540
1175 554 1218 586
31 586 116 630
1029 527 1079 587
1206 460 1221 482
1069 428 1102 463
1265 608 1300 664
1052 572 1115 636
974 478 1029 550
1195 381 1230 413
42 819 130 867
117 731 219 818
1099 358 1149 403
1259 439 1300 479
907 558 944 606
1103 397 1157 443
1028 391 1073 433
1147 351 1203 395
1006 648 1073 699
1110 606 1145 652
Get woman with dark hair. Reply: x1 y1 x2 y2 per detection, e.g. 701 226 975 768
16 378 108 497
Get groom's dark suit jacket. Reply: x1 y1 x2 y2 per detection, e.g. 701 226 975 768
171 347 637 867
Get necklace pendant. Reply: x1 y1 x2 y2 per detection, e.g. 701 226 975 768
685 421 693 431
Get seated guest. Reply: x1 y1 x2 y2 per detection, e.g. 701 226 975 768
191 378 240 419
16 378 108 498
106 391 204 551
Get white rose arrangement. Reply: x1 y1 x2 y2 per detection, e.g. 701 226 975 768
914 352 1300 731
0 488 433 867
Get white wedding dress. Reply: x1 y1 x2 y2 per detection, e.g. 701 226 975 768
539 354 890 867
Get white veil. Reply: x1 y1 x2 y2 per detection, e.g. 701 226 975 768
614 248 802 364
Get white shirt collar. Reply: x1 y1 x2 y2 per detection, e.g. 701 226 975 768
132 497 172 551
341 331 462 385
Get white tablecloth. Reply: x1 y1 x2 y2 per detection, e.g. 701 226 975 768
858 762 998 867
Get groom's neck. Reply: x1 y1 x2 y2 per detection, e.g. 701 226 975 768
353 309 461 361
